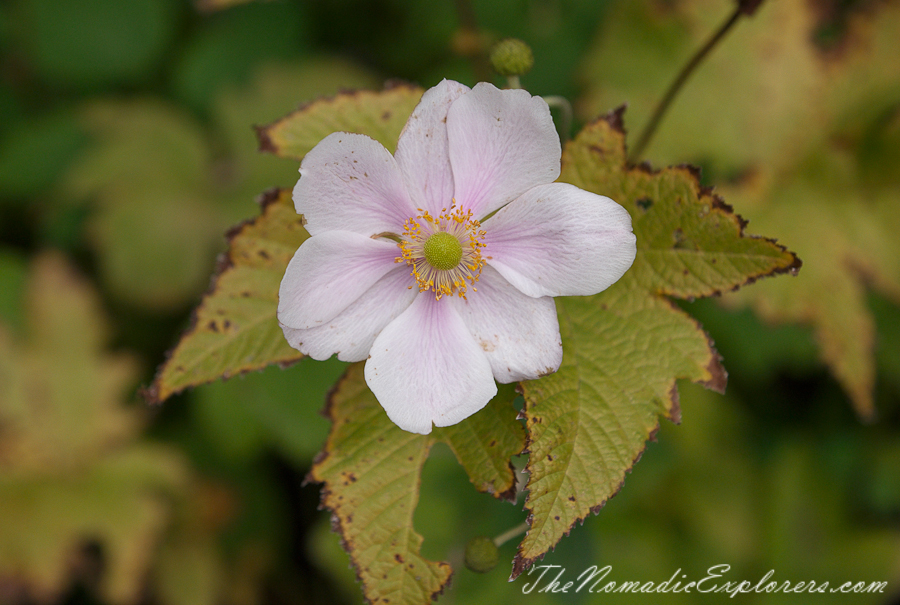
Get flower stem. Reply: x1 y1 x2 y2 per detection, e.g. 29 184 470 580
628 5 745 163
493 521 530 547
543 95 573 144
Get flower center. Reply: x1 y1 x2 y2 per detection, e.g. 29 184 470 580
423 232 463 270
397 203 487 300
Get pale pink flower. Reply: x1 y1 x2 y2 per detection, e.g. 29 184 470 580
278 80 636 435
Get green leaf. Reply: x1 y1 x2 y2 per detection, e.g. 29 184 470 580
257 83 424 161
509 112 799 577
150 84 425 400
579 0 900 417
146 189 306 403
433 382 524 500
308 364 525 604
308 363 451 605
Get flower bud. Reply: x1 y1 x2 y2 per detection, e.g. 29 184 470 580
464 536 500 573
490 39 534 77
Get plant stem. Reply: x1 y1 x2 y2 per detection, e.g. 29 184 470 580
629 6 745 163
493 521 530 547
543 95 573 144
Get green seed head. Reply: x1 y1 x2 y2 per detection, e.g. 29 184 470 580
490 38 534 77
464 536 500 573
423 232 463 271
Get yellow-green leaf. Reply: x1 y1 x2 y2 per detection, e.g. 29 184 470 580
257 83 424 161
510 112 798 577
578 0 900 417
308 364 526 604
146 189 306 403
433 382 525 500
0 252 139 473
0 254 188 604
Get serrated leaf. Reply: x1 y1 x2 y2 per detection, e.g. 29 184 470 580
579 0 900 417
309 364 525 604
433 382 524 500
309 363 451 605
146 189 306 403
257 83 424 160
0 254 188 604
0 252 139 473
562 112 799 299
510 112 798 577
151 84 425 400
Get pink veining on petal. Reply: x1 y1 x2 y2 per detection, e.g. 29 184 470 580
394 79 470 217
450 265 562 383
294 132 418 236
278 230 400 330
483 183 636 298
281 266 417 362
364 293 496 435
447 82 561 219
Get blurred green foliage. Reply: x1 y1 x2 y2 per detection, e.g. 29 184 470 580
0 0 898 604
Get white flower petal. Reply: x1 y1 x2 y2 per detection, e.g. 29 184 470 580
281 266 417 362
447 82 561 218
365 294 497 435
484 183 636 298
294 132 417 236
394 79 470 216
278 231 399 329
450 266 562 383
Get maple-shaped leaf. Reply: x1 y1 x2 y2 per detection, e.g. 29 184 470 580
0 253 188 604
578 0 900 417
149 83 425 402
0 253 139 472
307 364 524 605
145 189 307 403
510 110 799 577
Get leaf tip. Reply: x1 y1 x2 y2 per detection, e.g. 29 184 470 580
255 124 277 155
604 104 628 135
703 346 728 395
667 383 683 424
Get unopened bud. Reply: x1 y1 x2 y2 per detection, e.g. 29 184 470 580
490 39 534 77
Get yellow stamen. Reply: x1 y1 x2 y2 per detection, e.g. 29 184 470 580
396 201 487 300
